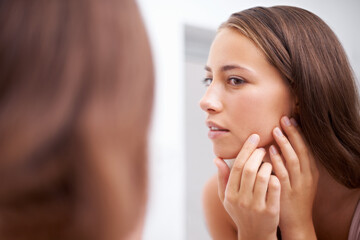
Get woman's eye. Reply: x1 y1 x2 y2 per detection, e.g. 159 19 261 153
202 78 212 87
228 77 245 86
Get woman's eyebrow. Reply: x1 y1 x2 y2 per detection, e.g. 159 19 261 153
204 64 254 73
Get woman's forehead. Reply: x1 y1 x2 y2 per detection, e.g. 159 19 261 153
207 28 268 69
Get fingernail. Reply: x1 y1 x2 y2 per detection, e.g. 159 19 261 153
283 116 291 126
259 147 266 153
249 134 260 144
290 118 298 126
274 127 283 137
270 145 278 155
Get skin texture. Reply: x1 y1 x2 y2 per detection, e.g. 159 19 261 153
200 28 295 160
216 135 281 240
270 118 319 239
205 118 319 240
201 28 321 240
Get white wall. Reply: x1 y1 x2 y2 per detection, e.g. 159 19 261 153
136 0 360 239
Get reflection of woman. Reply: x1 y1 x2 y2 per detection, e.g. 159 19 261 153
0 0 153 239
201 6 360 240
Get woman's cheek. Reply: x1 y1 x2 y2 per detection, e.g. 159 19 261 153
256 127 276 147
234 95 278 147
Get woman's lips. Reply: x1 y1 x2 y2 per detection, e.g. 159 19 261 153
206 121 230 139
208 129 229 139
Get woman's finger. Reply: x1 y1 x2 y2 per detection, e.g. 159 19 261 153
239 148 266 200
226 134 260 194
214 157 230 202
280 116 312 174
253 162 273 207
269 145 291 191
266 175 281 211
272 126 301 186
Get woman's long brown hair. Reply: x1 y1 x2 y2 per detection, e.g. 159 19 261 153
221 6 360 188
0 0 153 239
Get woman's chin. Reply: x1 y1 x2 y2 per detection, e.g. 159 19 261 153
213 146 239 159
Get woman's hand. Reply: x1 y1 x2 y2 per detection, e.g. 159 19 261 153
270 116 319 240
215 134 281 240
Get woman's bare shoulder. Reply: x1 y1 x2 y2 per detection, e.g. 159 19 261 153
202 174 237 240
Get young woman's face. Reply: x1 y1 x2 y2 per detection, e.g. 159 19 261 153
200 27 294 159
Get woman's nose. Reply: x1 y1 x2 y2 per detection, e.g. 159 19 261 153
199 88 223 113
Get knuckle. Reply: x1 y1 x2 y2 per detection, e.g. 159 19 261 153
238 199 250 209
224 192 237 204
277 171 289 182
253 205 264 214
265 206 278 216
243 166 257 177
287 156 299 166
232 162 243 172
269 178 281 190
256 174 268 184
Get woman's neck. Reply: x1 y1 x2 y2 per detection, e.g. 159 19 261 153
315 163 359 207
312 163 360 240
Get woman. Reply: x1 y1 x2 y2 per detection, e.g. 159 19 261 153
0 0 153 239
201 6 360 240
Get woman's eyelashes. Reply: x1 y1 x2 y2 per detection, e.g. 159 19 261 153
202 78 212 87
202 76 246 87
228 77 245 86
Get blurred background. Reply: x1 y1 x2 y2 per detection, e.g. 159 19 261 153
135 0 360 239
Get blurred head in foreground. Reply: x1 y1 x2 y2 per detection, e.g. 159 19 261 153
0 0 154 239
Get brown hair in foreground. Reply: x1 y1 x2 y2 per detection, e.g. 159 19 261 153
221 6 360 188
0 0 153 239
